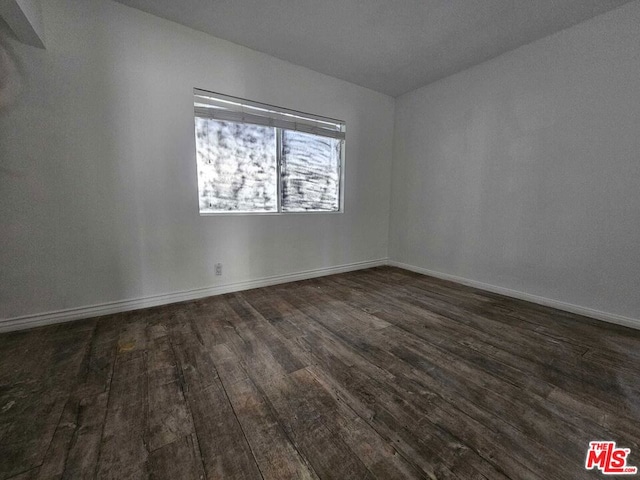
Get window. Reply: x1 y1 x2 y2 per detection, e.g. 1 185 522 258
194 89 345 214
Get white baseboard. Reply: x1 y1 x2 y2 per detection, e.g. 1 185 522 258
0 258 388 333
5 257 638 334
388 260 640 331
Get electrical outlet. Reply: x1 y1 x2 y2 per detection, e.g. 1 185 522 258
215 263 223 276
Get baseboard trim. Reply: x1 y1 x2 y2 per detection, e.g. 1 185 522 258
0 258 388 333
6 258 637 334
388 260 640 331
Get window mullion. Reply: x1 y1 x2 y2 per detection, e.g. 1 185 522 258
276 128 283 213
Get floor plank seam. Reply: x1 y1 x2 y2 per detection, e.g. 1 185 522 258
91 325 120 479
212 358 266 480
167 330 208 479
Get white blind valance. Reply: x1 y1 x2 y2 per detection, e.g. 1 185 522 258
194 89 346 140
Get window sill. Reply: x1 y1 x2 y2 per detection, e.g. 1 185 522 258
199 210 344 217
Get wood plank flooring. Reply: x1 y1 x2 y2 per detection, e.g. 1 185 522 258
1 266 639 479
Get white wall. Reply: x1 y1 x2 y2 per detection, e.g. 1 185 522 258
0 0 394 323
390 1 640 324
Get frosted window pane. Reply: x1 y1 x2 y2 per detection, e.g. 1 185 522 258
195 118 277 213
281 131 341 212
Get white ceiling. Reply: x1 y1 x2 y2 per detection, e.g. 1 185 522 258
114 0 633 97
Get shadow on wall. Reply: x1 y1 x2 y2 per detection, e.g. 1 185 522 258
0 33 24 187
0 33 22 110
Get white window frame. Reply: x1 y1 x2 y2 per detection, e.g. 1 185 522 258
193 88 346 216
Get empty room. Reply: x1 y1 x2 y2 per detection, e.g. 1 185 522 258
1 0 640 478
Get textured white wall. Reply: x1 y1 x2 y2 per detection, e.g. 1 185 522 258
390 2 640 322
0 0 394 320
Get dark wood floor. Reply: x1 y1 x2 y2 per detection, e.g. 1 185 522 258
1 267 640 479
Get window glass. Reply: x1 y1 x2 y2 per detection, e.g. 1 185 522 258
195 118 277 213
281 130 341 212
